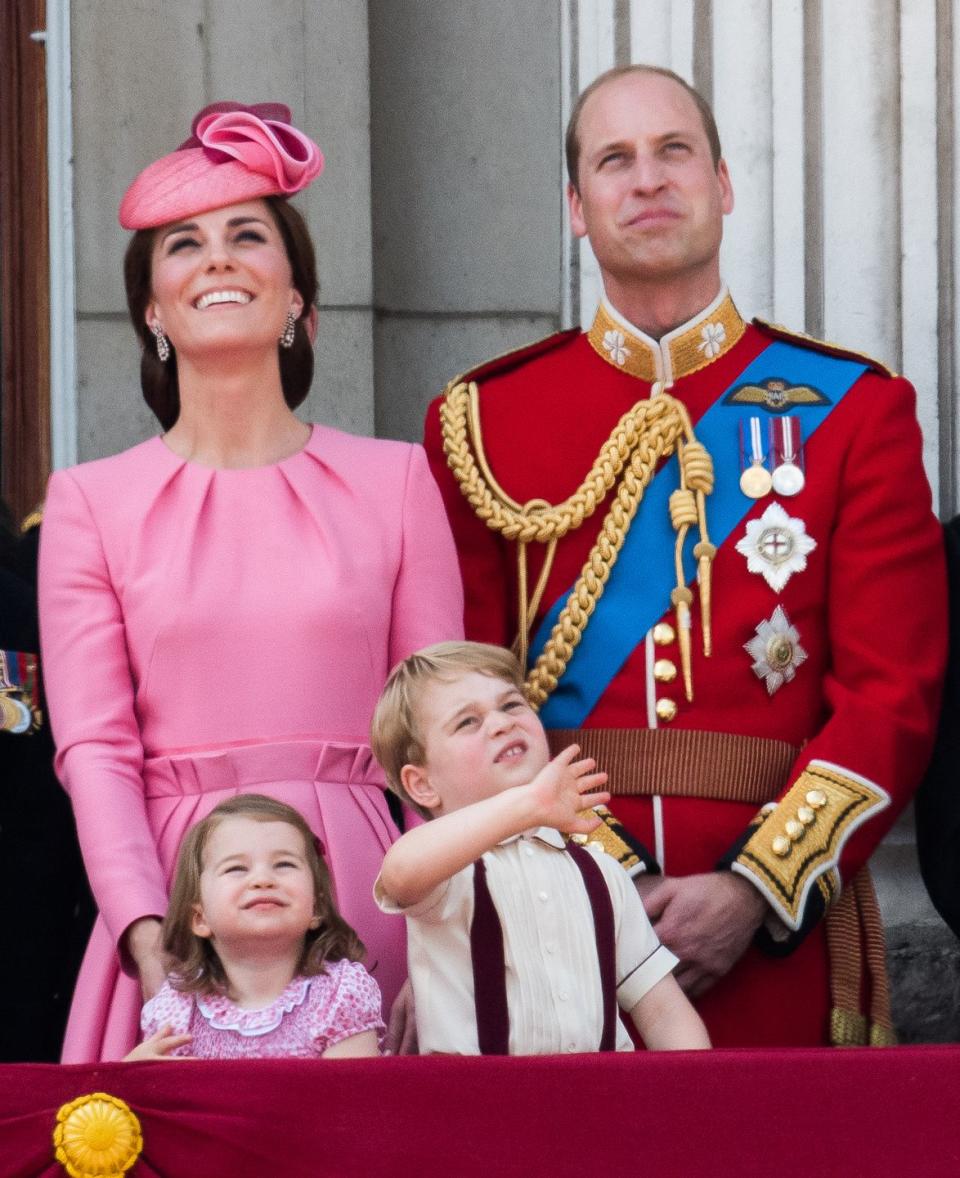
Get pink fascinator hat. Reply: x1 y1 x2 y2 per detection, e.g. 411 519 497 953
119 101 324 230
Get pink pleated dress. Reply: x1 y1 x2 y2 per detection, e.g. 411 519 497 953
38 424 463 1062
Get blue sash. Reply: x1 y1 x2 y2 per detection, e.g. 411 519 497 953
531 340 867 727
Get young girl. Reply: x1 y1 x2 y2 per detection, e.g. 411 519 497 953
127 795 384 1060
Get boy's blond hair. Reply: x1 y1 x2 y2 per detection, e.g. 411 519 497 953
371 641 525 816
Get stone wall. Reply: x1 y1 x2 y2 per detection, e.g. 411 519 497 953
70 0 374 456
368 0 564 441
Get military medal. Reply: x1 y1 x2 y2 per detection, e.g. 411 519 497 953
771 416 805 496
0 693 31 734
0 650 41 734
739 416 772 498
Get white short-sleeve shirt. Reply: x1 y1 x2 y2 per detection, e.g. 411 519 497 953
375 827 677 1055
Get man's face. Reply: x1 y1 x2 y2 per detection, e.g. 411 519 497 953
568 71 733 295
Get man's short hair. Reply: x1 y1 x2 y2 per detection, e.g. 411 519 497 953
565 64 723 189
371 641 525 816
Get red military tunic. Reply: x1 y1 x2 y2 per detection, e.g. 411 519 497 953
424 290 946 1047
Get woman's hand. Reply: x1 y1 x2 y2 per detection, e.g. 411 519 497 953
125 917 166 1000
384 978 418 1055
124 1024 192 1061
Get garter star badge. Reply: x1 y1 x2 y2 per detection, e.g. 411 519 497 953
735 502 817 592
745 605 807 695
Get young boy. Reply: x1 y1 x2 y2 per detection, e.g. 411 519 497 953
371 641 709 1054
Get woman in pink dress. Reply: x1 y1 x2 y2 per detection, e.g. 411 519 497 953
38 103 463 1062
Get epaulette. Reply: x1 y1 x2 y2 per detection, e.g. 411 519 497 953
444 328 580 393
20 506 43 533
754 318 898 378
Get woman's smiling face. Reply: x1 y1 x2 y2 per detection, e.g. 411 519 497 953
146 199 303 361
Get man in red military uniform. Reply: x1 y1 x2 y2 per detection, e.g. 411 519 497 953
424 65 946 1047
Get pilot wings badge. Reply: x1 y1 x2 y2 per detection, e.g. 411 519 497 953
724 377 831 413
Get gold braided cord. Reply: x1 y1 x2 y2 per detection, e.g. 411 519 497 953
444 380 681 540
515 500 558 671
441 380 714 707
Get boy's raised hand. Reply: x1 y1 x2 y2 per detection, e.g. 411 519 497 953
525 744 609 833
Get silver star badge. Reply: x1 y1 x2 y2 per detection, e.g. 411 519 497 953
735 502 817 592
744 605 807 696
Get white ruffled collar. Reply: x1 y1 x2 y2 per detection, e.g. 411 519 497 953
196 975 311 1037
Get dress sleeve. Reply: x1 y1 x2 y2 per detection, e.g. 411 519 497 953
310 961 386 1053
388 444 464 667
140 980 193 1053
38 470 168 967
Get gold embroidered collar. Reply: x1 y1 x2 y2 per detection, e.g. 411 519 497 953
587 287 746 383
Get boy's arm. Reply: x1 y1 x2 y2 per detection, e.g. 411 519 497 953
629 975 711 1050
379 746 609 908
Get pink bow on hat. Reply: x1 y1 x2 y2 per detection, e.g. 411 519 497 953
119 101 324 230
185 102 324 192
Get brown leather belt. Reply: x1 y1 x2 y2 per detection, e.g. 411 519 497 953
546 727 800 806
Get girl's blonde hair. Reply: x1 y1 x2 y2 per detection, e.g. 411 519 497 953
163 793 364 995
371 641 524 817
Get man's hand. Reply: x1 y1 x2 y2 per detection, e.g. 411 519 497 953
384 978 418 1056
124 1024 192 1061
525 744 609 834
642 872 768 998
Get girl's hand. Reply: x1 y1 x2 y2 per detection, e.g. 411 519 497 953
525 744 610 833
124 1025 193 1061
125 917 166 1000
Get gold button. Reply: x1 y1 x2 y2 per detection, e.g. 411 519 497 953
655 698 678 722
652 622 676 646
772 835 791 857
797 806 815 825
653 658 677 683
806 789 827 809
785 819 804 840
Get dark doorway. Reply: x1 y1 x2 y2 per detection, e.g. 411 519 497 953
0 0 50 524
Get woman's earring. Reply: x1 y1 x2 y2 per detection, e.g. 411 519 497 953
151 324 170 362
279 310 297 349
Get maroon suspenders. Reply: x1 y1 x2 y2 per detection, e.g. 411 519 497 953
470 855 509 1055
470 842 617 1054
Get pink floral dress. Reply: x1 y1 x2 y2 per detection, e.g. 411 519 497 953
141 960 384 1058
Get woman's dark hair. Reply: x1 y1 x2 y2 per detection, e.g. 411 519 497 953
163 793 365 996
123 196 318 430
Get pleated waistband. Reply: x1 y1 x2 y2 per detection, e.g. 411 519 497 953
143 739 386 797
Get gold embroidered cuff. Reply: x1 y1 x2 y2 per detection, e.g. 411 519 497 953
730 760 890 931
570 804 652 876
